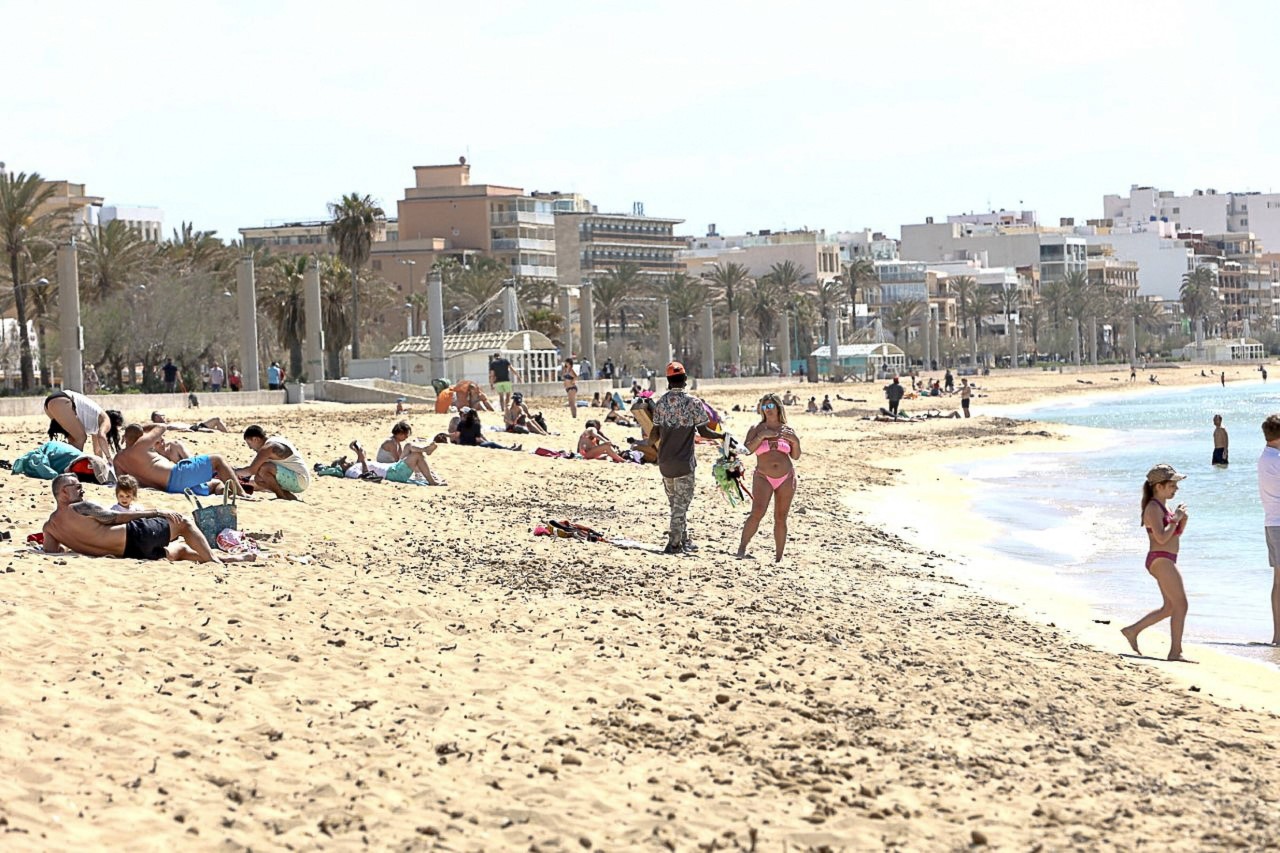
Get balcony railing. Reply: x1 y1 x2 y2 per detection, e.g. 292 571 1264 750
490 211 554 226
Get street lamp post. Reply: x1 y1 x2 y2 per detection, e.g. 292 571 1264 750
398 259 417 337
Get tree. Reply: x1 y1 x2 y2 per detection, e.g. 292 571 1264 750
743 275 783 369
652 273 710 366
1181 266 1218 348
447 256 507 331
524 307 562 340
80 218 155 301
590 263 638 342
258 255 308 380
1063 271 1096 365
327 193 385 359
841 258 876 327
885 298 926 362
0 171 59 389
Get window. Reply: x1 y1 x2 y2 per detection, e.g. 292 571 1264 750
372 260 382 271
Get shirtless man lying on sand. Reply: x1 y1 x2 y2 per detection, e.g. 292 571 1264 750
115 423 246 497
150 411 228 432
41 474 254 564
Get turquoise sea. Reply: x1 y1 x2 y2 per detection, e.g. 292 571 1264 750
956 379 1280 668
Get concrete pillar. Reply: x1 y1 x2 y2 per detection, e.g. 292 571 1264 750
827 312 840 379
580 281 595 365
235 257 261 391
427 270 446 381
701 304 714 378
729 312 741 376
559 288 574 358
503 282 519 332
57 240 83 392
658 299 672 367
921 307 931 370
779 311 792 377
1130 316 1137 366
303 260 325 382
1011 313 1019 369
1089 316 1098 365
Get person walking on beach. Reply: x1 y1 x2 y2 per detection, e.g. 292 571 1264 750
1121 464 1192 662
650 361 720 555
489 351 520 413
1256 415 1280 645
960 378 972 417
1212 415 1229 467
944 369 954 393
884 377 905 418
736 393 801 562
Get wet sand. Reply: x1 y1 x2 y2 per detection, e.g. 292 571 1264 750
0 364 1276 849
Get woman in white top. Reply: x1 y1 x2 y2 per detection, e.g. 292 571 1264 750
43 389 123 460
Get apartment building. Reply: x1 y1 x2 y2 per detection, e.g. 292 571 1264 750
680 228 843 282
99 205 164 242
554 209 685 287
35 180 103 235
1104 185 1280 259
836 228 899 261
1180 230 1279 334
899 216 1087 286
1086 246 1140 303
240 218 393 254
1078 219 1193 300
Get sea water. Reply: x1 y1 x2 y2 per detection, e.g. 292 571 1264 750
956 379 1280 667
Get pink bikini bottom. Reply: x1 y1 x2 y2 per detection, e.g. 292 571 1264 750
759 469 796 491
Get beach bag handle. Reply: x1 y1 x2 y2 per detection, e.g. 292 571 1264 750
184 481 238 547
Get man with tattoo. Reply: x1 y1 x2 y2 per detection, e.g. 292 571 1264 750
41 474 255 564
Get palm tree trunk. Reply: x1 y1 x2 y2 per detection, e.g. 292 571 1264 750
289 340 304 382
35 318 50 388
729 312 741 375
969 319 977 366
7 255 34 390
350 268 361 360
327 347 342 381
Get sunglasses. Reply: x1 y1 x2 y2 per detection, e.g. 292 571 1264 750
761 402 777 409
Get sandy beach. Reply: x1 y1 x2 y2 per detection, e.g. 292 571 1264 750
1 363 1278 850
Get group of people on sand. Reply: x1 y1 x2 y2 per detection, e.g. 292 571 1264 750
1125 413 1280 662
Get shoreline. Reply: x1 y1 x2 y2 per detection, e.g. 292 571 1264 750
844 404 1280 715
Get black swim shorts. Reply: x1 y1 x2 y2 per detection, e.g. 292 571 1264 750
124 517 172 560
1212 447 1228 466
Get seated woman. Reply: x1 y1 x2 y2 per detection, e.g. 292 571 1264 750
378 420 414 462
348 439 444 485
44 389 124 460
456 408 522 451
577 419 625 462
591 391 602 408
806 397 818 414
505 394 549 435
782 391 798 406
604 396 636 428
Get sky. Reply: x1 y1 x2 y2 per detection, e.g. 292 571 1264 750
5 0 1280 243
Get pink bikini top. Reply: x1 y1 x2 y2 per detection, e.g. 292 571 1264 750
755 437 792 456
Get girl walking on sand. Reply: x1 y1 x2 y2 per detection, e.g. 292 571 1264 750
736 393 801 562
1122 464 1193 662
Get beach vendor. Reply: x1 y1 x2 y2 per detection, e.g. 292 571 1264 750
649 361 721 555
736 393 801 562
114 423 246 497
236 425 311 500
41 474 253 564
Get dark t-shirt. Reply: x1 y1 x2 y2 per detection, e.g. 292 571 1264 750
162 363 179 382
490 357 512 383
653 389 709 479
459 418 483 446
885 382 905 402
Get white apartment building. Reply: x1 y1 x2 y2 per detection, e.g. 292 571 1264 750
1078 220 1194 301
99 205 165 242
1104 185 1280 255
899 218 1086 283
681 229 843 282
836 229 898 261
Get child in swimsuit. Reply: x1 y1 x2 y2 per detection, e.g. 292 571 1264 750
736 393 801 563
1121 464 1193 662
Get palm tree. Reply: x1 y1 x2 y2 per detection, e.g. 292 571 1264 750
965 287 1000 366
1063 271 1095 365
886 298 926 362
80 218 155 301
1181 266 1217 349
841 258 876 328
258 255 308 380
704 260 751 372
320 257 354 379
768 260 810 305
651 273 710 364
590 263 637 342
448 256 507 330
742 275 783 370
524 307 562 339
328 193 385 359
0 171 59 389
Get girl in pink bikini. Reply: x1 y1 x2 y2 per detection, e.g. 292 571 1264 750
1122 464 1193 662
736 393 801 562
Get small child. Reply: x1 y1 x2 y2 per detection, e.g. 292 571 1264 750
111 474 145 513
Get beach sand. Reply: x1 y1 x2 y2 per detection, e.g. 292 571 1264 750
0 363 1277 850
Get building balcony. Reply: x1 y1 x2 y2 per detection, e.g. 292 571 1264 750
513 264 557 278
492 238 556 252
583 230 678 244
490 211 554 226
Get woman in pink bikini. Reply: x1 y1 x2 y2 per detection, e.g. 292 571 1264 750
736 393 801 562
1122 464 1193 662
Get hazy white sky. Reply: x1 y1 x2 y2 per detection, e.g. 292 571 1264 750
5 0 1278 242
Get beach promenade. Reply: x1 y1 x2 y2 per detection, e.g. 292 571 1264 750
0 366 1276 850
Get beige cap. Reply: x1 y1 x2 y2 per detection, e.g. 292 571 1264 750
1146 463 1186 485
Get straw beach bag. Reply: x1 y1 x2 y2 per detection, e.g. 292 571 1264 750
185 482 238 547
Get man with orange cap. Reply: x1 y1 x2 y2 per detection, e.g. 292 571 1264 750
649 361 721 555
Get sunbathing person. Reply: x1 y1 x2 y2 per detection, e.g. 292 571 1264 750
578 420 625 462
452 379 495 412
378 420 415 462
505 394 549 436
41 473 253 564
605 396 637 428
150 411 228 432
43 389 124 460
456 407 521 451
236 424 311 499
114 423 246 497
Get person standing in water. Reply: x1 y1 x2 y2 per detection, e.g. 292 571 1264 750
1212 414 1229 467
1256 415 1280 646
1122 464 1193 662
